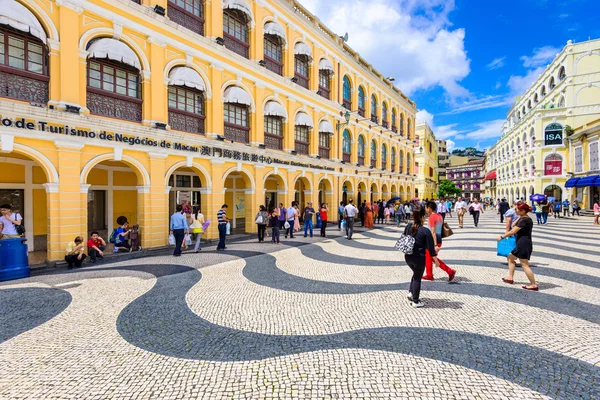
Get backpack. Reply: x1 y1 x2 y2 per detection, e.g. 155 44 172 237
14 214 25 235
109 228 119 244
395 223 415 255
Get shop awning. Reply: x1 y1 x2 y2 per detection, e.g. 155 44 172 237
295 112 313 128
87 38 141 70
485 171 497 180
575 175 600 187
168 67 206 91
565 177 580 188
264 101 287 118
263 22 286 43
318 120 334 134
223 0 253 20
294 42 313 59
0 0 47 43
223 86 251 106
318 58 335 73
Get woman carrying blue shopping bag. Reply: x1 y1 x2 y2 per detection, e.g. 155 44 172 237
497 203 538 291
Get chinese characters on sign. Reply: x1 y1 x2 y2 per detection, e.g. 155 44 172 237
544 160 562 176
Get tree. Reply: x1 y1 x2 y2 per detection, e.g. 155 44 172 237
437 179 461 198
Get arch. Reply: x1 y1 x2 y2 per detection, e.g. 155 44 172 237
357 180 367 193
263 169 288 192
263 96 288 120
574 51 600 74
317 175 333 190
574 84 600 107
222 165 256 190
263 19 287 44
549 76 556 89
79 28 150 74
164 160 212 189
358 86 366 110
291 174 313 192
540 85 547 97
343 75 352 102
80 153 150 186
221 81 256 111
391 184 398 196
557 96 565 108
529 186 535 196
3 143 59 184
164 59 212 98
223 0 254 22
558 65 566 81
8 0 59 42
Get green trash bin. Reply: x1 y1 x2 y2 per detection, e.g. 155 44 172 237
0 238 30 281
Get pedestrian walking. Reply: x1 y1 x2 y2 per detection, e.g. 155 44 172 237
286 202 297 238
278 203 287 230
65 236 86 269
364 202 374 229
594 200 600 225
0 204 23 239
562 199 570 217
498 202 538 291
338 201 345 230
438 199 448 221
422 201 456 282
469 198 484 227
216 204 229 251
553 201 561 218
572 199 581 216
319 203 328 237
87 231 106 263
359 201 365 227
404 207 439 308
344 199 359 239
170 205 189 256
255 205 269 242
541 201 549 224
294 203 301 232
377 201 385 224
498 198 509 223
454 196 467 228
189 210 205 253
534 202 543 225
269 206 281 244
446 199 453 218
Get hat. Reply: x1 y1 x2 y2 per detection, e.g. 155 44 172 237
0 204 11 209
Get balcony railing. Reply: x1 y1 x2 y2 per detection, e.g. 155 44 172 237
224 33 249 58
318 146 330 159
295 140 309 155
264 57 283 76
264 132 283 150
370 159 376 168
391 126 397 133
370 115 378 124
342 152 351 163
318 86 330 100
294 73 309 89
224 123 249 143
358 155 364 165
0 69 49 105
343 99 351 110
382 161 387 170
169 110 205 134
87 89 142 122
391 163 395 172
382 121 388 129
358 107 365 117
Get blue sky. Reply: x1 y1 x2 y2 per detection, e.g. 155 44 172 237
301 0 600 151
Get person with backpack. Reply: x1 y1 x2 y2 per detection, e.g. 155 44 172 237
0 204 23 239
110 216 132 253
402 206 439 308
562 199 570 217
338 201 345 230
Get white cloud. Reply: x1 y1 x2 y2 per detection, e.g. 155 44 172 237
460 119 505 140
416 109 434 125
486 57 506 70
507 66 545 95
520 46 560 68
446 139 456 151
439 94 514 115
301 0 471 99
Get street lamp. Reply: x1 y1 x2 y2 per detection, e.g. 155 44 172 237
336 110 351 130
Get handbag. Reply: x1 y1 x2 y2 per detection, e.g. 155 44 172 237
497 236 517 257
284 221 290 229
226 222 231 235
185 234 192 246
441 222 454 238
168 234 175 246
14 214 25 235
395 234 415 254
255 214 264 224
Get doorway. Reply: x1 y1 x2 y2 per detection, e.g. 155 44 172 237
87 190 107 235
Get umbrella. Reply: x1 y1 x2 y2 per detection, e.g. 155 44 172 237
411 197 420 201
388 197 400 203
530 194 547 203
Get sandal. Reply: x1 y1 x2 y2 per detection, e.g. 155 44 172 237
502 278 514 284
522 285 539 291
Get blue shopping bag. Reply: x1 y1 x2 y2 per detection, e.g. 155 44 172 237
497 236 516 257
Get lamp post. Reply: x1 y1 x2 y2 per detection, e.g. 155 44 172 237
336 110 351 161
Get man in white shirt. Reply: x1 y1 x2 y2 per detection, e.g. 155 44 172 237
454 197 467 228
286 201 297 239
344 200 359 240
0 204 23 239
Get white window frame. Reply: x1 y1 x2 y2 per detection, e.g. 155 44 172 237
590 141 599 171
574 146 583 173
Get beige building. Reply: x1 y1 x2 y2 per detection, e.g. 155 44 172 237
415 122 439 199
437 140 449 181
489 38 600 205
449 155 470 167
566 118 600 209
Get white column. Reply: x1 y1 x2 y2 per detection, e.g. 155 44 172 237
25 164 34 251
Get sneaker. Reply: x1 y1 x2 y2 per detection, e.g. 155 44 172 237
411 301 424 308
407 292 413 302
113 248 119 253
448 270 456 282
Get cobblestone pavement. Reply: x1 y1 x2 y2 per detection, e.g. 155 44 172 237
1 213 599 399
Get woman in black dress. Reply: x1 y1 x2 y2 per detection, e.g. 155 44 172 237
404 207 439 308
497 203 538 291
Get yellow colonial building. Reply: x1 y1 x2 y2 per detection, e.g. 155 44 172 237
0 0 418 263
489 38 600 205
566 118 600 209
415 122 439 200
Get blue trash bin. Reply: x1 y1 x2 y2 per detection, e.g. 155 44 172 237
316 212 322 229
0 238 30 281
